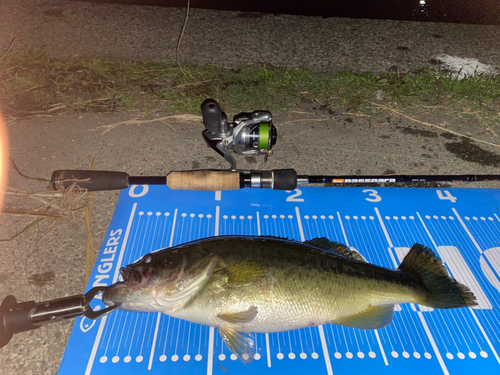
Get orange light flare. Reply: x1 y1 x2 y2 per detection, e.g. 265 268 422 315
0 109 8 216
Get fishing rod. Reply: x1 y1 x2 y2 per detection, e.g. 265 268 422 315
50 169 500 193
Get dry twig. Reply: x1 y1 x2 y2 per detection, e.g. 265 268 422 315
176 0 194 79
174 79 215 88
281 128 313 142
1 209 63 219
0 38 16 63
280 117 331 126
4 188 63 203
85 158 97 283
341 112 372 117
0 219 43 242
10 158 50 182
94 114 202 134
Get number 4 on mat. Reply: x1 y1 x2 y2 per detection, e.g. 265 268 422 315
437 190 457 203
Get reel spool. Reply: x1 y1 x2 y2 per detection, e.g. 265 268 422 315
201 99 277 170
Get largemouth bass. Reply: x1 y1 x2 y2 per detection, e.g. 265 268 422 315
102 236 477 362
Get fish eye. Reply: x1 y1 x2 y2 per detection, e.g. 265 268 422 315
143 255 152 264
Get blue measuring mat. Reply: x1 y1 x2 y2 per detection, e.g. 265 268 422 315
58 186 500 375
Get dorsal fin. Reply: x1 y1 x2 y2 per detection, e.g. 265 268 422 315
305 238 367 262
260 235 290 241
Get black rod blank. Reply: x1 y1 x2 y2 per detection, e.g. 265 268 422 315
298 174 500 185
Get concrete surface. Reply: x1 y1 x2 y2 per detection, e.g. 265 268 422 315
1 0 499 73
0 1 499 374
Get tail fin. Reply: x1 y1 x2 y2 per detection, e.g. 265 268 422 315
399 244 477 309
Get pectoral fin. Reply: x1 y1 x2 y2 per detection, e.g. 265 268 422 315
218 326 255 363
222 261 267 285
218 305 258 324
333 305 394 329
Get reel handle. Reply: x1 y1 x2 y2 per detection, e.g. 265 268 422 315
201 99 223 133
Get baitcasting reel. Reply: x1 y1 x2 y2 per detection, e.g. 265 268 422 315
201 99 277 170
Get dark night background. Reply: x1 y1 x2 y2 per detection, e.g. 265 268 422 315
82 0 500 25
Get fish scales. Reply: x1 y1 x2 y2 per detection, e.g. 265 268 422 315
182 237 417 332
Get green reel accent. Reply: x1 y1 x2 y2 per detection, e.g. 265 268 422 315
259 122 270 149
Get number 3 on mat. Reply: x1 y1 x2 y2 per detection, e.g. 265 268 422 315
362 189 382 202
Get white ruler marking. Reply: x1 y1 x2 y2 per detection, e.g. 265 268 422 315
295 207 305 242
84 316 108 375
207 327 215 375
318 326 333 375
148 313 162 369
416 212 438 249
469 309 500 364
417 312 449 375
374 207 393 247
215 206 220 237
374 330 388 366
112 203 137 283
452 208 483 254
266 333 272 367
169 208 178 248
337 212 349 246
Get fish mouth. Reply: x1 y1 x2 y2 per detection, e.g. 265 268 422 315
120 266 142 286
120 267 129 281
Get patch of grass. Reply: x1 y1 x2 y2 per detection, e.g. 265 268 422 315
0 47 498 128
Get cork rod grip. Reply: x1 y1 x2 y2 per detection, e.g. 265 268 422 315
167 170 240 191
